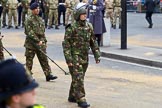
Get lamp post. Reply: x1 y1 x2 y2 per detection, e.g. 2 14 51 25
121 0 127 49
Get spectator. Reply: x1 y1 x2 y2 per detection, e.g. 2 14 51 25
144 0 156 28
0 59 45 108
58 0 66 26
88 0 106 46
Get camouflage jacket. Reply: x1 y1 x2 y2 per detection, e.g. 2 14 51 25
62 20 100 64
105 0 114 9
47 0 58 9
21 0 30 9
24 14 47 50
1 0 8 7
113 0 121 7
65 0 79 9
7 0 18 9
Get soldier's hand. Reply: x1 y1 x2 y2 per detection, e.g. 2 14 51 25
96 60 100 64
38 41 43 45
67 63 73 66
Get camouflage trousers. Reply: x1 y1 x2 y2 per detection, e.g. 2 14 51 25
68 63 88 102
22 9 30 26
44 6 49 27
65 9 74 25
2 7 8 26
113 7 121 26
48 9 58 26
25 48 52 76
8 9 18 27
105 9 113 25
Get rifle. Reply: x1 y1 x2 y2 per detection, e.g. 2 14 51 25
0 35 16 58
29 39 69 75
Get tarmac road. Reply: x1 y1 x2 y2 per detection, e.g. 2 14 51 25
1 12 162 108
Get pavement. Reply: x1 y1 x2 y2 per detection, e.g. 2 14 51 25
100 44 162 68
99 12 162 68
1 13 162 108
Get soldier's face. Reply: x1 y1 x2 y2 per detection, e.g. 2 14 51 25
80 14 87 21
32 7 40 15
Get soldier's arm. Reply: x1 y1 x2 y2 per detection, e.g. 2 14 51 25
65 0 70 8
62 26 73 64
6 0 9 8
89 23 101 62
24 19 40 43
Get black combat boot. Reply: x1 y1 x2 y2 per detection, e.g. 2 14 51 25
48 26 53 29
68 97 77 103
111 24 113 28
46 74 57 81
2 24 7 28
45 24 47 28
119 25 121 29
55 25 59 29
148 24 153 28
113 25 116 29
7 26 12 29
78 102 90 108
15 26 19 29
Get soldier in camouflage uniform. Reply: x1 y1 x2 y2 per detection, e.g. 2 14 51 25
24 2 57 81
113 0 121 29
2 0 8 28
62 3 100 108
47 0 59 29
43 0 49 28
65 0 79 26
7 0 19 29
21 0 31 27
105 0 114 27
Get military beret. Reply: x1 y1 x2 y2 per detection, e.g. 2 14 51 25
30 2 39 10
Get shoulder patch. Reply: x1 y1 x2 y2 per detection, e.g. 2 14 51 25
65 24 71 30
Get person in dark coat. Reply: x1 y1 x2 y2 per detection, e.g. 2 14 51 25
17 0 23 26
58 0 66 26
0 2 3 18
144 0 157 28
88 0 106 46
